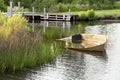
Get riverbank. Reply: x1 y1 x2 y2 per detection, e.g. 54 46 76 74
96 9 120 20
0 13 63 73
69 9 120 20
0 9 120 73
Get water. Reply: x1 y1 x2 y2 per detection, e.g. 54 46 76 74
1 21 120 80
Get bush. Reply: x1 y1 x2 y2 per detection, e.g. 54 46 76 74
69 5 80 11
78 12 87 20
87 9 97 20
78 9 98 21
0 14 27 39
57 3 68 12
0 0 7 11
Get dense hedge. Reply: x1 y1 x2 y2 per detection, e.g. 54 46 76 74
78 9 98 21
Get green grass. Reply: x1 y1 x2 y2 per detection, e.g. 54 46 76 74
95 9 120 17
0 13 63 73
69 9 120 17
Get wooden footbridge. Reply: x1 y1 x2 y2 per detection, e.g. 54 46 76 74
7 2 79 21
22 12 79 21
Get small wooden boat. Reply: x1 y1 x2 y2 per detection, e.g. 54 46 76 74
58 34 108 52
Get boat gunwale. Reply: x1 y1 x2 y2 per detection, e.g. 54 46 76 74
57 34 108 52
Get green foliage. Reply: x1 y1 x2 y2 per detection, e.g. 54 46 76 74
0 14 27 39
4 0 10 5
87 9 97 20
57 3 68 12
0 14 39 72
32 0 56 12
0 14 63 73
78 9 97 20
114 1 120 8
3 0 119 12
78 12 87 20
0 11 7 25
43 27 62 40
0 0 7 11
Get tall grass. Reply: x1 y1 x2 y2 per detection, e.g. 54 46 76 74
42 27 64 40
0 11 6 25
0 12 62 73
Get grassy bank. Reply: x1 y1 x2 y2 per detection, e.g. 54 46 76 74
0 12 62 73
69 9 120 20
71 9 120 16
95 9 120 16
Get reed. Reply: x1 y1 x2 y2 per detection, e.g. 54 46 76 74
0 13 63 73
0 11 6 26
42 27 62 40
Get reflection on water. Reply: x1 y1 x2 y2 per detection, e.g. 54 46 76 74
1 22 120 80
30 50 107 80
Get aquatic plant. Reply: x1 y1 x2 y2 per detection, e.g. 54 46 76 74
0 14 64 73
42 27 64 40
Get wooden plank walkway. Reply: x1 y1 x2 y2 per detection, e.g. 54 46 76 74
22 13 79 21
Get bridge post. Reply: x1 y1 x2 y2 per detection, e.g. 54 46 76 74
63 14 65 20
32 7 35 20
18 2 20 12
56 15 57 20
7 7 10 15
9 1 12 17
44 8 46 14
43 8 46 19
68 8 71 13
66 8 71 21
47 13 48 20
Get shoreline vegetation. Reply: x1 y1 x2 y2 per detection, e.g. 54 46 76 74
1 8 119 73
70 9 120 21
0 12 63 73
1 0 120 21
0 0 120 73
0 8 120 73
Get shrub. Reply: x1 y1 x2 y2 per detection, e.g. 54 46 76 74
0 14 27 39
0 0 7 11
57 3 68 12
78 12 87 20
69 5 80 11
87 9 97 20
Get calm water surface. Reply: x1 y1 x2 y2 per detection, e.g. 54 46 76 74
1 21 120 80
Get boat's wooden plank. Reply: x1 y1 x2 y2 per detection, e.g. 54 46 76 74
81 34 107 48
57 34 108 52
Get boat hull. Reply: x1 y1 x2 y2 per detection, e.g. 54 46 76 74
68 43 105 52
58 34 107 52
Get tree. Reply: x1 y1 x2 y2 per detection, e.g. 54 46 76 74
0 0 6 11
4 0 10 6
33 0 57 12
12 0 34 8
